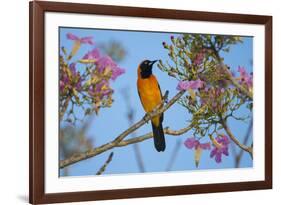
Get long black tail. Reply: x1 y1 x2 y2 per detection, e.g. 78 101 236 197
152 122 166 152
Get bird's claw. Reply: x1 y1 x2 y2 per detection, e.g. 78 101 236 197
163 90 169 103
143 112 152 123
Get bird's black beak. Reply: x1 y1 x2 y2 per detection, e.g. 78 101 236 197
149 60 159 67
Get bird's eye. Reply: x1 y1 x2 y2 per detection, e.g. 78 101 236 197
144 61 148 64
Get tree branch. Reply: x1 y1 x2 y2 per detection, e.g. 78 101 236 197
60 90 186 169
234 117 253 167
116 125 193 147
96 152 114 175
165 139 182 171
220 118 253 157
59 96 71 120
121 88 146 172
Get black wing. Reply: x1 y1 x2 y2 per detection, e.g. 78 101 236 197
157 83 164 123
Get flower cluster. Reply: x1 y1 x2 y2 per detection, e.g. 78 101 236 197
159 33 252 167
66 33 94 60
95 55 125 80
193 49 206 66
210 135 230 163
159 33 252 113
60 63 83 94
199 87 227 113
88 79 113 105
59 33 125 122
184 137 211 167
237 66 253 90
184 134 230 166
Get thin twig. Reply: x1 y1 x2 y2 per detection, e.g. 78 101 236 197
220 118 253 157
116 125 192 147
165 139 182 171
59 96 71 120
121 88 146 172
60 90 185 169
132 143 145 172
226 68 253 99
96 152 114 175
234 118 253 167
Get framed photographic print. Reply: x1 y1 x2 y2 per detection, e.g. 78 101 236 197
29 1 272 204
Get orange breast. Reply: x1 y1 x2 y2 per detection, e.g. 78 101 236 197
137 75 162 126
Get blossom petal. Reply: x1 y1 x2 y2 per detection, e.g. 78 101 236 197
222 147 229 156
210 135 230 163
194 51 204 65
215 153 222 163
80 36 94 45
111 66 125 80
96 56 116 72
66 33 80 41
190 79 204 89
69 63 77 73
199 142 211 150
83 48 100 60
210 148 217 158
238 66 247 76
177 81 189 91
184 138 196 149
177 79 204 91
59 80 65 92
238 66 253 88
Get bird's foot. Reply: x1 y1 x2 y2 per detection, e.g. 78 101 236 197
163 90 169 103
143 112 152 123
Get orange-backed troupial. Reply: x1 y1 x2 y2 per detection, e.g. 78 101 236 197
137 60 166 152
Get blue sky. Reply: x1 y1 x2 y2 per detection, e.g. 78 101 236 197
59 27 253 176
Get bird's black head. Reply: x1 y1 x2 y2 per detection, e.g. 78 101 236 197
139 60 158 78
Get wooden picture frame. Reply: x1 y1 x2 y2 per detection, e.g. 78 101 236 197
29 1 272 204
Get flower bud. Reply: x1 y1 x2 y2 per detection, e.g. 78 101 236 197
162 41 168 49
